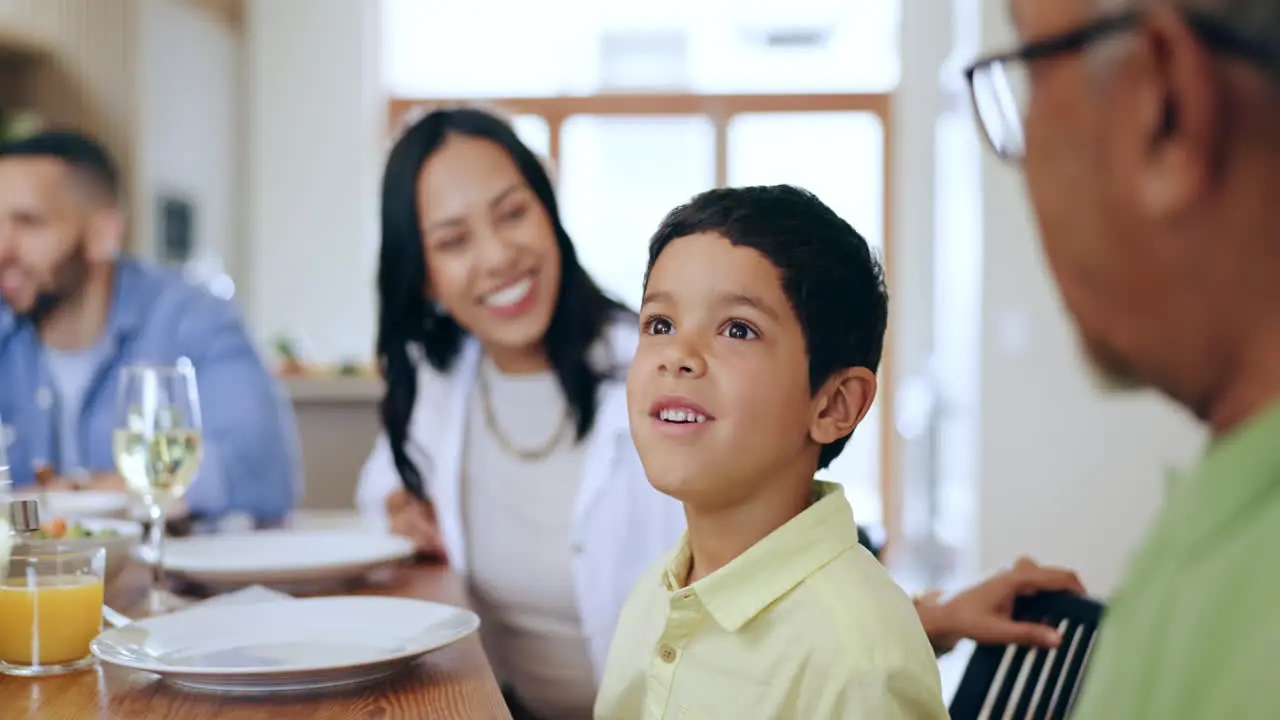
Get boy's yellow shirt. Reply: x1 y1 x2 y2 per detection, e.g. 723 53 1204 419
594 481 948 720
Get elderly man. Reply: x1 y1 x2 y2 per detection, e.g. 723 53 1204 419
0 130 300 522
968 0 1280 717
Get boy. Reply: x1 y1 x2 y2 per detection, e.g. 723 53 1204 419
595 185 948 719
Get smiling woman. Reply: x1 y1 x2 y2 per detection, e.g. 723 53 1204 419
355 106 686 720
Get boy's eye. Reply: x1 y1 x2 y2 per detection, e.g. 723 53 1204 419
720 321 758 340
643 316 674 335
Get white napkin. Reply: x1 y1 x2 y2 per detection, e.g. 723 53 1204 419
105 586 294 629
187 584 293 609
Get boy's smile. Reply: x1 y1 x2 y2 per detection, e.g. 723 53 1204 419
648 394 715 439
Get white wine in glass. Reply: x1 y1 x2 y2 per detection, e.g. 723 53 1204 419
112 426 202 499
113 363 203 614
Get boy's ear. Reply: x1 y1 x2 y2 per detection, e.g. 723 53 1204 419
809 367 877 446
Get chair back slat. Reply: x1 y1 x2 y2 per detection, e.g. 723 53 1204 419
950 591 1104 720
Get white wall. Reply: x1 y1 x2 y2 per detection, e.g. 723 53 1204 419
0 0 239 281
0 0 139 216
135 0 239 275
973 0 1206 597
384 0 898 98
243 0 383 364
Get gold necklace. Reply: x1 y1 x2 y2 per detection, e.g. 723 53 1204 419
476 365 572 461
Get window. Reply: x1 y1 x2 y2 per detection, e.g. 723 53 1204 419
557 116 715 308
383 0 900 98
510 115 551 158
727 111 885 248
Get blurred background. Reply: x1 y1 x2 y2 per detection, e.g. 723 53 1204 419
0 0 1204 612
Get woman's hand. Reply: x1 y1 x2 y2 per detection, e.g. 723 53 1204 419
916 557 1086 656
385 488 448 561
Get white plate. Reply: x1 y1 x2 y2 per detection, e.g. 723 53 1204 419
17 490 132 519
133 529 416 587
91 596 480 693
284 509 374 532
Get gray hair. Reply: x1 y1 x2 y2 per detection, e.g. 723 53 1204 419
1100 0 1280 60
1087 0 1280 83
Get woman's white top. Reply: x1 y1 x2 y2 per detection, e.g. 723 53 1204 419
463 358 594 717
355 317 687 691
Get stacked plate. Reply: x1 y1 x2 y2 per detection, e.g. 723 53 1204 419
16 490 132 519
133 529 417 588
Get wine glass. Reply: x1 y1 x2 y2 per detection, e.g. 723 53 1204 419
113 362 203 614
1 411 12 571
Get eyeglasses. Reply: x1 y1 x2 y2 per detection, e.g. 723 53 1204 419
964 11 1279 162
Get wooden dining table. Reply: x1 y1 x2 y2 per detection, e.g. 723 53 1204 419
0 561 513 720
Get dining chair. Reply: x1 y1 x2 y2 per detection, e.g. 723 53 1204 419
949 591 1105 720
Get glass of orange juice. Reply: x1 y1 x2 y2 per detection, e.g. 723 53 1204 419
0 546 106 676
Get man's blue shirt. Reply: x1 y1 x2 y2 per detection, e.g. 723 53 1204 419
0 258 301 520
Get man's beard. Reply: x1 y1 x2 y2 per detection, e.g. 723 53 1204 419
22 245 91 326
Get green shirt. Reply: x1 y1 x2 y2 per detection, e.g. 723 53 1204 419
1070 403 1280 719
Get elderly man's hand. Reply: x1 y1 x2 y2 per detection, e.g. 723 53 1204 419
916 557 1086 656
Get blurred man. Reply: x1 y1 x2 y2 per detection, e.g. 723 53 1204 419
968 0 1280 716
0 131 300 522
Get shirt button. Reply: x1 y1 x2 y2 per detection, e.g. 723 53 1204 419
658 644 677 663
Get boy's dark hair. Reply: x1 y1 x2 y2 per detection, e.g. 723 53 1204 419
0 130 121 203
644 184 888 470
